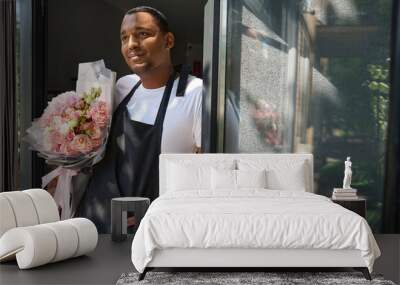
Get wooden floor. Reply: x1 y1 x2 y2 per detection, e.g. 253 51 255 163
0 234 399 284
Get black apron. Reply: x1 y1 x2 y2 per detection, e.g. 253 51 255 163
77 67 189 233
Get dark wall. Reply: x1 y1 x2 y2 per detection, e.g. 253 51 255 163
47 0 207 92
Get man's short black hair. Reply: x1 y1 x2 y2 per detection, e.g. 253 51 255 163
125 6 169 33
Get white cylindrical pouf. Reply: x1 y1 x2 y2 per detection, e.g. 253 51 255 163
18 226 57 269
42 221 79 262
0 226 57 269
0 218 97 269
0 192 39 227
0 196 17 237
65 218 98 257
23 189 59 224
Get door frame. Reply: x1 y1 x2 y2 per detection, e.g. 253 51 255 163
31 0 48 187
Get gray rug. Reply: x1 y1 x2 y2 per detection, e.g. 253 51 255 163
116 272 396 285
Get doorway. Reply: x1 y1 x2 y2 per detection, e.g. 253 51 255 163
18 0 207 188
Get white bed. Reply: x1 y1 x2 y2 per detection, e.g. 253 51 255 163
131 154 380 280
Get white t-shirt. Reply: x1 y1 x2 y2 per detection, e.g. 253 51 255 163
114 74 202 153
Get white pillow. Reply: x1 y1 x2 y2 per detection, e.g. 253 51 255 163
266 167 306 191
211 168 237 190
167 162 210 191
238 159 308 191
165 159 236 192
236 169 267 189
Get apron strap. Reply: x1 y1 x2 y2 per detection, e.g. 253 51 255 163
115 80 142 114
154 71 177 126
154 65 190 126
176 64 191 97
99 80 142 163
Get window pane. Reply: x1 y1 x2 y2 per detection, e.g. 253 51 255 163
224 0 392 232
225 0 293 153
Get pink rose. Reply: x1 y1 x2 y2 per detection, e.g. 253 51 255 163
48 130 65 145
88 125 102 140
91 138 102 149
56 91 80 107
63 107 75 116
44 91 80 118
89 101 108 128
70 134 93 154
60 142 80 156
79 122 92 131
79 121 102 140
66 131 75 142
74 99 85 110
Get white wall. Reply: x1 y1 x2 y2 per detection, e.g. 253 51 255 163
47 0 206 92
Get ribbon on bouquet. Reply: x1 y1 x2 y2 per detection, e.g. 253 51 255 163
42 167 78 220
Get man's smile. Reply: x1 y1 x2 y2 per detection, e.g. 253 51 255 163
128 52 145 61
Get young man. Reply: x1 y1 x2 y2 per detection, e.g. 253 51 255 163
77 6 202 233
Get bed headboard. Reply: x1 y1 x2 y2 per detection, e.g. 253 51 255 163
159 153 314 195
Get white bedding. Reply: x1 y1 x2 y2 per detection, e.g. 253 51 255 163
131 190 380 273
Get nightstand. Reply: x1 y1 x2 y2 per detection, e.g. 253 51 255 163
332 197 366 218
111 197 150 242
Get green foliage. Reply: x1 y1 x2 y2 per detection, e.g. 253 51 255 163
364 62 390 146
318 58 389 232
315 0 392 232
82 87 102 106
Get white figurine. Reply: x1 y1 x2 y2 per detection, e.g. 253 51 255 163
342 157 352 189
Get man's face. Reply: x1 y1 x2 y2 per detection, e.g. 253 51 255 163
120 12 174 75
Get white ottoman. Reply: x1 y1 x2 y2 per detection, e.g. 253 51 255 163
0 189 98 269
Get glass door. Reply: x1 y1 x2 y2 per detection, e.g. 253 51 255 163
203 0 394 232
224 0 297 153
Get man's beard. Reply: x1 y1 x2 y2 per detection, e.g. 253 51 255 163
129 62 152 75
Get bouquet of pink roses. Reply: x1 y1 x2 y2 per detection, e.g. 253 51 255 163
252 99 282 147
33 88 107 159
25 60 115 219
